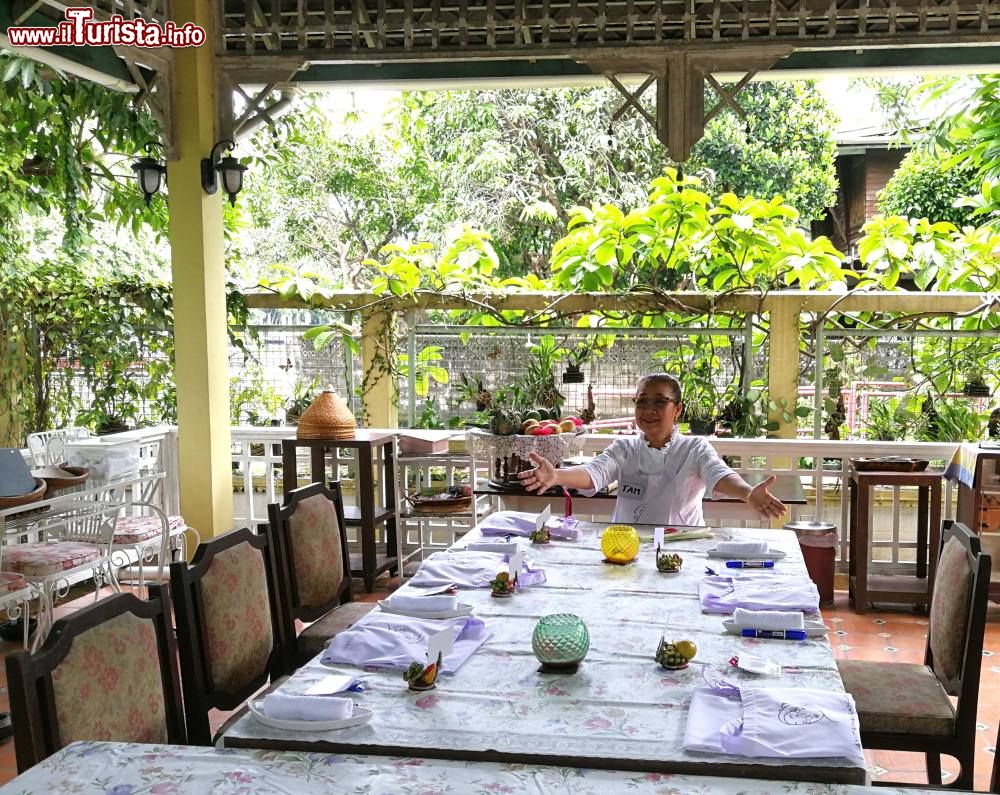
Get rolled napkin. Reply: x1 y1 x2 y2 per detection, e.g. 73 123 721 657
716 540 769 556
732 608 805 631
385 593 459 613
259 692 353 722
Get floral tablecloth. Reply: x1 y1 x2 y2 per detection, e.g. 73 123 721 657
0 741 973 795
222 524 869 784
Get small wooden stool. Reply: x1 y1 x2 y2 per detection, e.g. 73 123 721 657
848 468 942 614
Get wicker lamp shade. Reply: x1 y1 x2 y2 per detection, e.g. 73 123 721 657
296 390 357 440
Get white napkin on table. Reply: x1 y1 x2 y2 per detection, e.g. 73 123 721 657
700 575 819 614
684 687 863 763
321 612 490 674
259 692 353 722
385 593 458 612
465 540 522 555
732 608 805 631
716 540 769 556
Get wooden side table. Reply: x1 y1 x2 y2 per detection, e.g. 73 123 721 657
281 431 398 593
848 468 942 614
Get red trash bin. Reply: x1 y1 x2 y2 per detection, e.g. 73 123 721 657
784 520 837 606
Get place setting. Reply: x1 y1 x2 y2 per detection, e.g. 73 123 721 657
248 672 374 732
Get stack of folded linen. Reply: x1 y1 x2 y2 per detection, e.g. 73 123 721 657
320 611 490 674
699 575 819 614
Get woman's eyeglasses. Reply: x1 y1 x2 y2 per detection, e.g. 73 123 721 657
632 397 679 410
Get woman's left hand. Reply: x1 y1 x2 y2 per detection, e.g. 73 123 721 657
746 475 787 520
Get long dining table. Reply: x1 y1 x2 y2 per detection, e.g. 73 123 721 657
221 521 868 785
0 741 970 794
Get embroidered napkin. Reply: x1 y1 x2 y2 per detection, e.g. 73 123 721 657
385 593 458 612
685 687 863 763
716 540 769 556
732 608 805 631
259 692 353 722
699 575 819 614
320 612 490 673
408 550 546 589
721 688 863 761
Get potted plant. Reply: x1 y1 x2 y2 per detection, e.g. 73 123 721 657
285 376 320 425
962 368 991 398
717 385 766 438
677 360 720 436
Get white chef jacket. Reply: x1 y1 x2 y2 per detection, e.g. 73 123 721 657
581 430 735 526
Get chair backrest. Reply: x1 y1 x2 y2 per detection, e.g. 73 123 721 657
4 587 184 772
169 525 287 745
926 521 991 730
26 428 93 467
268 481 352 668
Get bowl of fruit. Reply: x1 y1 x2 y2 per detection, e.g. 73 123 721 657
468 406 588 486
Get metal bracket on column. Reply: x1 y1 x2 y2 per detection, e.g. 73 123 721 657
584 48 793 163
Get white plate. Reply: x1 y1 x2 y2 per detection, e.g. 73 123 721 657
723 618 828 637
377 600 474 619
248 701 373 732
707 548 787 560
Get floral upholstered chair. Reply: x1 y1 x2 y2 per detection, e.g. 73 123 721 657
837 520 991 790
268 481 373 669
4 587 184 772
169 525 287 745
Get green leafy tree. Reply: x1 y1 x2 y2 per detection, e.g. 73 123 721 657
0 53 165 257
877 149 979 226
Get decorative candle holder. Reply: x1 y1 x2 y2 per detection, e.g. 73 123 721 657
529 526 551 545
490 571 517 598
532 614 590 673
601 524 640 564
656 548 683 573
655 637 698 670
404 652 443 691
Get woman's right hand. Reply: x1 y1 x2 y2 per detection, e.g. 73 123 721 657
518 452 557 493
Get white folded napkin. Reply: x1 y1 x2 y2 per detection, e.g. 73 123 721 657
385 593 458 612
259 692 353 722
717 541 769 556
732 608 805 630
465 540 522 555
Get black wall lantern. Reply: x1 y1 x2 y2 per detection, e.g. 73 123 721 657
201 139 247 205
131 142 166 205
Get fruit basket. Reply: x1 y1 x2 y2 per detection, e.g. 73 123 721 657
467 428 587 485
405 486 473 514
851 457 930 473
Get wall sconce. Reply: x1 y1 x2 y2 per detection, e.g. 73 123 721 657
201 139 247 205
131 142 166 205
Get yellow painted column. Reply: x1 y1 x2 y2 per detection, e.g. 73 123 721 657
766 297 802 440
165 0 232 538
766 298 802 527
360 308 399 429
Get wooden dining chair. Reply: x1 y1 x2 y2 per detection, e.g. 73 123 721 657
5 587 185 773
169 525 288 745
837 520 991 790
267 481 374 669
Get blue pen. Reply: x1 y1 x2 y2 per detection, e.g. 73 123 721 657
741 628 808 640
726 560 774 569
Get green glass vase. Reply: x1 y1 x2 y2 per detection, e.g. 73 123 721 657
532 613 590 672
